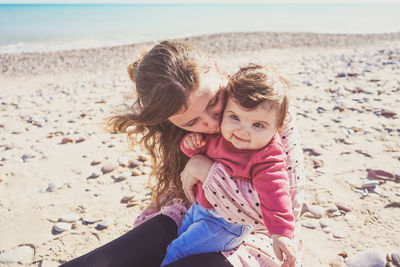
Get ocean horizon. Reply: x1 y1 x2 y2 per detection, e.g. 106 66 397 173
1 3 400 54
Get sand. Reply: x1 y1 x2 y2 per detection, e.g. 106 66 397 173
0 32 399 266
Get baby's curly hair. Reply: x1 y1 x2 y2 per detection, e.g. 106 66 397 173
226 63 290 128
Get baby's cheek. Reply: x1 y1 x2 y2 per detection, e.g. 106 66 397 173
220 120 231 139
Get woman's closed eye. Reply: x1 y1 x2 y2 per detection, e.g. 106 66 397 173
207 93 219 108
230 114 239 121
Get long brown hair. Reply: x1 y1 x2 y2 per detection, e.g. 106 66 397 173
107 41 213 208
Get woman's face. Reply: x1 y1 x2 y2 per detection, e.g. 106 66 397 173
169 71 225 134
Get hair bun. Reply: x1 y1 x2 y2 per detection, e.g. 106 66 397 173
127 60 140 82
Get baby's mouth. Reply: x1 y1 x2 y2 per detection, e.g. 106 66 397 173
232 134 249 143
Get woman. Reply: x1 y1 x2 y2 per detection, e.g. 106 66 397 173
60 41 305 267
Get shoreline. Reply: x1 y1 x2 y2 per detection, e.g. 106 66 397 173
1 31 400 77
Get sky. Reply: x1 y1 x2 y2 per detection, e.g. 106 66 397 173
0 0 399 3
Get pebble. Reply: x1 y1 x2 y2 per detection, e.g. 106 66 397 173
75 137 85 143
322 227 333 233
21 153 35 162
355 149 372 158
319 218 332 228
61 138 74 144
333 230 346 239
121 195 135 203
137 153 151 162
47 182 62 192
118 156 129 167
89 170 102 179
380 109 397 118
82 217 99 224
330 210 342 217
131 169 141 176
313 159 324 168
96 219 112 230
129 159 143 168
101 160 118 174
0 245 34 263
302 220 319 229
345 249 386 267
391 253 400 266
335 202 353 213
310 148 323 156
361 181 380 189
306 205 325 219
59 213 80 223
352 187 369 197
53 222 72 232
367 169 395 181
90 160 101 166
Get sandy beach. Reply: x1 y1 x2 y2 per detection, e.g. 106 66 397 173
0 32 399 266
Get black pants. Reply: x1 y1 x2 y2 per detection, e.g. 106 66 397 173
60 214 233 267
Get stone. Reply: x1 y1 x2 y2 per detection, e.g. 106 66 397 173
313 159 324 168
361 181 380 189
75 137 85 143
129 159 143 168
101 160 118 174
61 138 74 144
307 205 325 219
302 220 318 229
367 169 395 181
355 149 372 158
335 202 353 213
391 253 400 266
333 230 346 239
131 169 141 176
97 219 112 230
47 182 62 192
322 227 333 233
352 188 368 197
53 222 72 232
137 153 151 162
89 170 102 179
118 156 129 167
310 148 323 156
121 195 135 203
319 218 331 228
90 161 101 166
345 249 386 267
0 245 34 263
60 213 80 223
380 109 397 118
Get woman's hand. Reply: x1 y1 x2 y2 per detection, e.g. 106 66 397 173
180 154 213 203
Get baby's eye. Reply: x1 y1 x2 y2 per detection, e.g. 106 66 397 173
253 123 263 128
231 115 239 121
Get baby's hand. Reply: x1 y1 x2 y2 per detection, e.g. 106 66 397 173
272 235 296 267
183 133 205 150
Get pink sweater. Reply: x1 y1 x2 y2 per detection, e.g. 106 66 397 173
180 133 295 238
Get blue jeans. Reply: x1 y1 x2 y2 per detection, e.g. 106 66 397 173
161 202 252 266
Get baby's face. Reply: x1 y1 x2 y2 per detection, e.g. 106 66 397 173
221 97 279 150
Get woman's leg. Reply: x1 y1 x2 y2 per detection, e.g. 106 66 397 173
60 214 177 267
164 252 233 267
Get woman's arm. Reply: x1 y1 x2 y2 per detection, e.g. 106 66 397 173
180 154 213 203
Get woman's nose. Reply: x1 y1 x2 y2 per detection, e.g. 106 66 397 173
203 112 220 129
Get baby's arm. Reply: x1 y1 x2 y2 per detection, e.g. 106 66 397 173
180 133 206 157
272 235 296 267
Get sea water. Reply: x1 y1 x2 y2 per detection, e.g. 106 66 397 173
0 3 399 54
